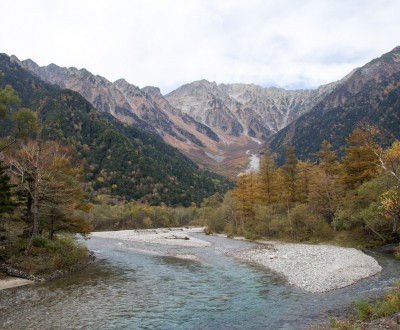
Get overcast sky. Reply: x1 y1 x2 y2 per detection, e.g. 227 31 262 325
2 0 400 94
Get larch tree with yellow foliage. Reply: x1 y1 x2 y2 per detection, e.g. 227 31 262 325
258 152 279 205
342 128 380 189
231 172 259 234
379 189 400 238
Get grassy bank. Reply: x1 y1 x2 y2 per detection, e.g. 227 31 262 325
315 281 400 329
0 234 90 279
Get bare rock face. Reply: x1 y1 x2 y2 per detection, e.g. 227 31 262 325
141 86 220 143
15 59 150 129
165 80 245 137
14 58 222 150
219 83 338 132
166 79 339 142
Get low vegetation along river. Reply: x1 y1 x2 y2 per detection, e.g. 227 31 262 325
1 232 399 329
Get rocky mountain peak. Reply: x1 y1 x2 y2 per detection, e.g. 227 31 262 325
354 47 400 79
113 78 144 99
166 79 246 137
266 45 400 165
141 86 162 98
11 56 39 71
166 77 339 140
113 78 131 88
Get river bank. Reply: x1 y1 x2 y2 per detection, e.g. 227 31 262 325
0 276 33 290
1 229 399 330
3 227 382 293
230 242 382 293
92 227 383 293
0 251 96 291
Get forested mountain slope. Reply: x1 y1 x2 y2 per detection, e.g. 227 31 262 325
0 54 232 206
14 57 232 173
267 46 400 164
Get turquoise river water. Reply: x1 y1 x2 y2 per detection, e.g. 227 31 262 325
1 233 399 329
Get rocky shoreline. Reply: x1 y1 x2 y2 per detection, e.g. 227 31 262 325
92 227 211 247
92 228 383 293
1 228 397 328
0 252 96 287
359 312 400 329
227 242 382 293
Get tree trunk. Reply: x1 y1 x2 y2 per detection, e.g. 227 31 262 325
367 224 386 242
25 140 41 255
393 214 399 235
25 173 40 254
49 217 54 240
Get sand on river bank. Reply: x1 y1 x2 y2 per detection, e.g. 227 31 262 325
0 277 33 290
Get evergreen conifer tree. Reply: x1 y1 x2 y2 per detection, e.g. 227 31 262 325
0 162 15 221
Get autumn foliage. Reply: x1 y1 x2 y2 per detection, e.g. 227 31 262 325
207 128 400 245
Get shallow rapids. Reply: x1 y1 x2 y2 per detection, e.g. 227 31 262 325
1 234 399 329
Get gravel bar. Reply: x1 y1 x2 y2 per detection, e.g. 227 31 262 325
92 227 211 247
231 242 382 293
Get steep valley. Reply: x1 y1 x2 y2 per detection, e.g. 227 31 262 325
14 57 338 176
10 46 400 176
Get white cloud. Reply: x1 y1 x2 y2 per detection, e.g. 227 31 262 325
1 0 400 93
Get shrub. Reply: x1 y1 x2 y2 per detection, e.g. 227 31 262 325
326 281 400 329
33 235 62 251
354 281 400 321
354 299 374 321
8 234 89 275
328 319 359 330
224 223 234 237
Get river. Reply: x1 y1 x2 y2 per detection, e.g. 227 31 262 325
1 233 399 330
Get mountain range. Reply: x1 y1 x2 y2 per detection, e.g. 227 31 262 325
267 46 400 164
5 45 400 180
13 56 340 176
0 54 232 206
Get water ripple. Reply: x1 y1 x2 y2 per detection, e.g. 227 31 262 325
1 235 399 330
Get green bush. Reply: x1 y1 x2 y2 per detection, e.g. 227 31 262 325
354 299 373 321
328 319 358 330
9 234 89 275
244 232 260 240
326 281 400 329
224 223 234 237
33 235 62 251
354 281 400 321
